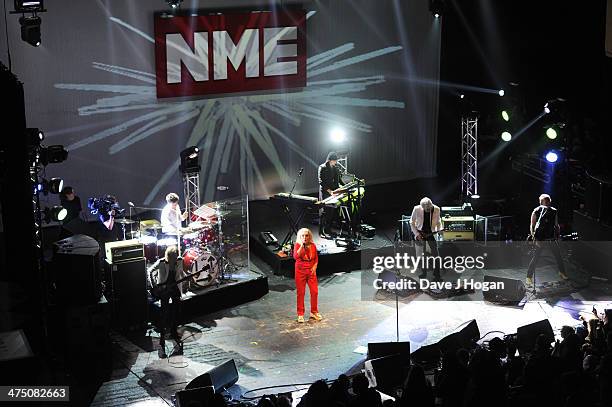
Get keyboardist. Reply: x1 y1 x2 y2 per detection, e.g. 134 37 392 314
318 152 344 238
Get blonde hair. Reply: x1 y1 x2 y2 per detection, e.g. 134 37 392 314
539 194 551 204
297 228 313 244
420 197 433 210
164 245 179 270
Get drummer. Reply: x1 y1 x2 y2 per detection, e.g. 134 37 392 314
161 193 188 242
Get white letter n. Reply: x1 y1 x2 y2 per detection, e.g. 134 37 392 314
166 32 209 84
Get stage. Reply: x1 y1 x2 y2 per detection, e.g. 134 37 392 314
89 254 612 406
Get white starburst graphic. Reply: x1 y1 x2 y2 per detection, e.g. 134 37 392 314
55 13 405 204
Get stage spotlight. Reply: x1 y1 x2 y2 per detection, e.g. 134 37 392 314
498 89 505 97
26 127 44 145
38 177 63 195
546 127 558 140
43 206 67 223
545 151 558 163
19 15 41 47
501 110 510 122
544 103 551 114
501 131 512 142
180 146 200 173
471 194 480 199
165 0 183 9
429 0 444 18
330 127 347 144
40 145 68 165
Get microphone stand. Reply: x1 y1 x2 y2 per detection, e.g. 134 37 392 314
288 168 304 199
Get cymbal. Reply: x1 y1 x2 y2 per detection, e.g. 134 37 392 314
115 218 136 224
144 224 163 230
188 221 207 230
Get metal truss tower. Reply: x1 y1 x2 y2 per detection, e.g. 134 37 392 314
461 115 478 198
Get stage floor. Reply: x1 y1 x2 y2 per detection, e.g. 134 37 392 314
90 256 612 406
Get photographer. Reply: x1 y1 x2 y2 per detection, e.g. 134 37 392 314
89 195 122 243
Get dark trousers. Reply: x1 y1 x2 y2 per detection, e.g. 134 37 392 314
415 235 441 279
159 287 181 342
527 240 565 278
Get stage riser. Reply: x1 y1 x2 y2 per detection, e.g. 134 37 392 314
149 275 269 322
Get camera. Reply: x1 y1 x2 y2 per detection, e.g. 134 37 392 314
88 195 125 217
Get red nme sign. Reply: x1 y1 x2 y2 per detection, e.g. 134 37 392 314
154 9 307 98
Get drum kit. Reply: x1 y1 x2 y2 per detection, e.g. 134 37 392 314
134 202 234 290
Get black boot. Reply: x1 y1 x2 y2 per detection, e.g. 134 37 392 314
158 337 167 359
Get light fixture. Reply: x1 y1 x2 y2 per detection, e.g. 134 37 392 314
545 127 558 140
40 145 68 165
14 1 45 12
26 127 44 145
498 89 505 97
330 127 347 144
19 15 41 47
43 206 67 223
545 151 558 163
501 110 510 122
501 131 512 142
165 0 183 9
544 103 551 114
429 0 444 18
38 177 63 195
180 146 200 173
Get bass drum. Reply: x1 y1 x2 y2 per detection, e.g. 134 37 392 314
182 248 219 288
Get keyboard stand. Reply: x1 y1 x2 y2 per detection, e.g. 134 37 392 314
279 200 310 249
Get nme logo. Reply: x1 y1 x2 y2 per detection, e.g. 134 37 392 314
154 9 307 98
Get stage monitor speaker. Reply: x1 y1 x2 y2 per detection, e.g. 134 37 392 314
259 231 278 246
174 386 215 407
483 275 526 304
53 234 101 305
185 359 239 393
107 258 147 330
364 354 406 395
438 319 480 353
368 341 411 366
517 319 554 356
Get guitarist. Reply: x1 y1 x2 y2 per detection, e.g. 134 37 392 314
410 197 442 281
526 194 567 286
151 245 184 358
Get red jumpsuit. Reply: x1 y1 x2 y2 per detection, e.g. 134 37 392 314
293 242 319 316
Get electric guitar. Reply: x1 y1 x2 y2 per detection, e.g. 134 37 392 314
416 229 445 240
149 264 210 299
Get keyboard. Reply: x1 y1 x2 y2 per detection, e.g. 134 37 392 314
272 193 320 205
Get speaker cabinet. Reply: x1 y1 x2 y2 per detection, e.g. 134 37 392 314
517 319 554 356
106 258 147 330
483 275 526 304
368 341 411 366
174 386 215 407
53 235 101 305
186 359 239 393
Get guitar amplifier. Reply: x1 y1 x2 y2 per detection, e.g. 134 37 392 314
442 216 475 241
105 239 144 264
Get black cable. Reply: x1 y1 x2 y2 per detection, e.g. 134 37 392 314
3 0 12 71
477 330 506 341
240 379 335 401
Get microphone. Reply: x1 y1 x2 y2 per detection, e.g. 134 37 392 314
298 167 304 176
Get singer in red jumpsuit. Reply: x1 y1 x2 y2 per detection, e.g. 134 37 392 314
293 228 322 323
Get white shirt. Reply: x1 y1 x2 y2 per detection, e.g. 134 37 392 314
410 204 442 237
161 203 182 234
